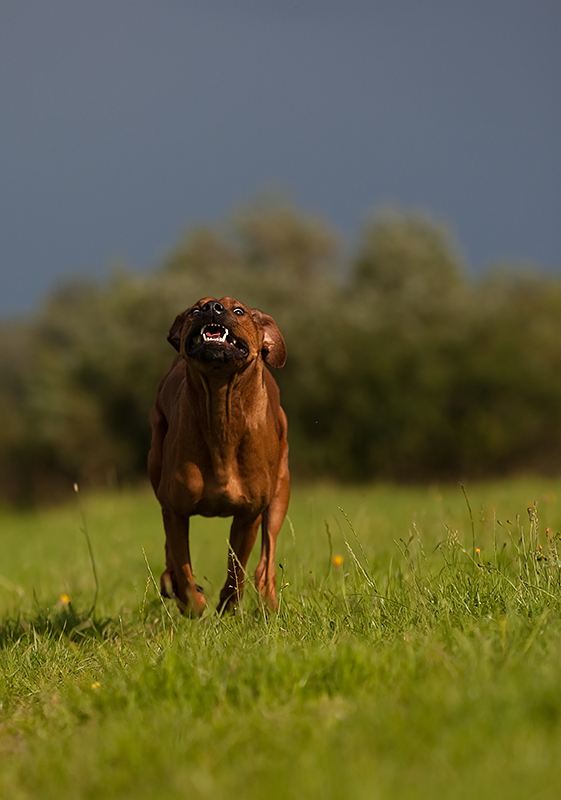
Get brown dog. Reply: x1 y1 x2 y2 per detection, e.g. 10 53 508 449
148 297 289 616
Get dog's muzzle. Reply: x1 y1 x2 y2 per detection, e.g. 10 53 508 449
187 323 250 361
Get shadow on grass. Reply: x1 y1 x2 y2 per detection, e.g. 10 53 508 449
0 604 114 647
0 593 177 649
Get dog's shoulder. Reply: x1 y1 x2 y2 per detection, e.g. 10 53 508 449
263 367 280 405
154 357 184 414
263 368 287 438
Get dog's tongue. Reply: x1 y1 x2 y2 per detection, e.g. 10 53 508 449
207 331 222 339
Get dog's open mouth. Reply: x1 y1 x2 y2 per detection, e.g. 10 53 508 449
187 324 249 361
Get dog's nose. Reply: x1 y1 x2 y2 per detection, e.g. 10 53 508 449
202 301 225 315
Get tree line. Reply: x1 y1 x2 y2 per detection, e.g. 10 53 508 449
2 201 561 505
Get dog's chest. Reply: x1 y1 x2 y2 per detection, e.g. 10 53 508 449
167 456 270 518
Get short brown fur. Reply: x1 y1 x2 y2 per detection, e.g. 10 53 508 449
148 297 289 615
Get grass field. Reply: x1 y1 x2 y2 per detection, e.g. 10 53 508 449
2 478 561 799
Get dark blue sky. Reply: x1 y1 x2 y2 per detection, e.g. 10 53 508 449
2 1 560 316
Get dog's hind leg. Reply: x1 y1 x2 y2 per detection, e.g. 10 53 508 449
217 514 261 614
255 452 290 611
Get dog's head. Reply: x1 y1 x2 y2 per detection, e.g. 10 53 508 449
167 297 286 372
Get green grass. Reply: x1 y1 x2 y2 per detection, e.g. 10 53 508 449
2 478 561 799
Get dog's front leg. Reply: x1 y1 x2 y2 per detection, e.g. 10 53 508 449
160 508 206 617
217 514 261 614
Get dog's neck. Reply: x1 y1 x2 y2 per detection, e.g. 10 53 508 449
185 362 267 475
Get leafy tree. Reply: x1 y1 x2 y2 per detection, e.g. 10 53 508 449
353 208 464 301
2 202 561 504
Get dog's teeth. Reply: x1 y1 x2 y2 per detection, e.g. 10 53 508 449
202 325 229 343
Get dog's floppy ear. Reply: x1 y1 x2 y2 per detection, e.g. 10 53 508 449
252 309 287 369
167 312 185 352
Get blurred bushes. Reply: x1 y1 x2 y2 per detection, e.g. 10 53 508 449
1 201 561 504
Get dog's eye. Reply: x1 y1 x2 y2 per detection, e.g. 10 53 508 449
233 307 245 316
190 308 201 316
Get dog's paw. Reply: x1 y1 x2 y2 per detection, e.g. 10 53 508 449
160 570 176 599
160 570 207 616
187 589 207 617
